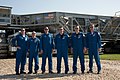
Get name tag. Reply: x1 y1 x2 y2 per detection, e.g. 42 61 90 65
25 38 27 41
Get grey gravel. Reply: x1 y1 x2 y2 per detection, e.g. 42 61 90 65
0 57 120 80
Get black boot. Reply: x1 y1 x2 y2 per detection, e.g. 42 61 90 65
97 70 101 74
28 72 32 74
65 71 68 74
16 72 20 75
87 70 93 73
57 71 61 74
33 70 38 74
42 71 45 74
20 71 26 74
73 71 77 74
49 71 54 73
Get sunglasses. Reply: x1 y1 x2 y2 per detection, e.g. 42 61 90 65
45 29 49 30
59 29 63 30
75 28 79 29
90 27 93 28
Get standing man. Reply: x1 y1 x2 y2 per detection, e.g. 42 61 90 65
40 27 54 74
54 27 69 74
12 28 28 75
27 31 40 74
71 26 85 74
85 23 102 74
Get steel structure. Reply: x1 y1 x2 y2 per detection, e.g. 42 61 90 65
0 6 120 55
10 12 120 41
10 12 120 53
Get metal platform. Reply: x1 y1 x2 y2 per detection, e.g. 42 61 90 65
8 12 120 41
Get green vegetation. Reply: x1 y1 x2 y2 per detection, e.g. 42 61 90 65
84 54 120 60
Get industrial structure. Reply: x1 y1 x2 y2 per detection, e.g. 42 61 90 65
0 6 120 56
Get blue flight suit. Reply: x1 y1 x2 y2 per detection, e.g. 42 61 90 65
71 32 85 73
54 33 69 73
12 33 28 73
27 37 40 73
86 31 101 72
40 33 54 72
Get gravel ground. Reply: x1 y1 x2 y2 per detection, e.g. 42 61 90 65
0 57 120 80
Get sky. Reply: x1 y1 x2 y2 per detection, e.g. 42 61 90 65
0 0 120 16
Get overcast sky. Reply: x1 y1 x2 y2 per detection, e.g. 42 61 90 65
0 0 120 16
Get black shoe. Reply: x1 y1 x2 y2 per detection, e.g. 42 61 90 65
82 71 84 74
97 70 101 74
20 71 26 74
57 71 61 74
33 71 37 74
65 71 68 74
73 71 77 74
49 71 54 74
16 72 20 75
42 71 45 74
28 72 32 74
87 71 93 73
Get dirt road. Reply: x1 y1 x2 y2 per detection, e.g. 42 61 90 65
0 57 120 80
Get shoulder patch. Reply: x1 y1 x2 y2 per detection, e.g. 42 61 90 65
98 32 100 35
83 34 85 37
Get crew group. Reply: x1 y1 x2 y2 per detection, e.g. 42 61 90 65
12 23 102 75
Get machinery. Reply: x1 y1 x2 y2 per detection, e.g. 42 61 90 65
0 6 120 57
10 12 120 53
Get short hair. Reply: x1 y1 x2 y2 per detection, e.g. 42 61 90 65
44 27 49 30
59 26 64 29
75 26 80 28
89 23 95 27
32 31 36 34
21 28 25 31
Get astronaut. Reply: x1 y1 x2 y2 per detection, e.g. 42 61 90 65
12 28 28 75
54 27 69 74
85 23 102 74
40 27 54 74
71 26 85 74
27 31 40 74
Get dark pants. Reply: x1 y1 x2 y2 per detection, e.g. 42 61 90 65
88 50 101 71
73 50 85 72
15 50 27 73
57 50 69 72
41 50 52 72
28 52 39 72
